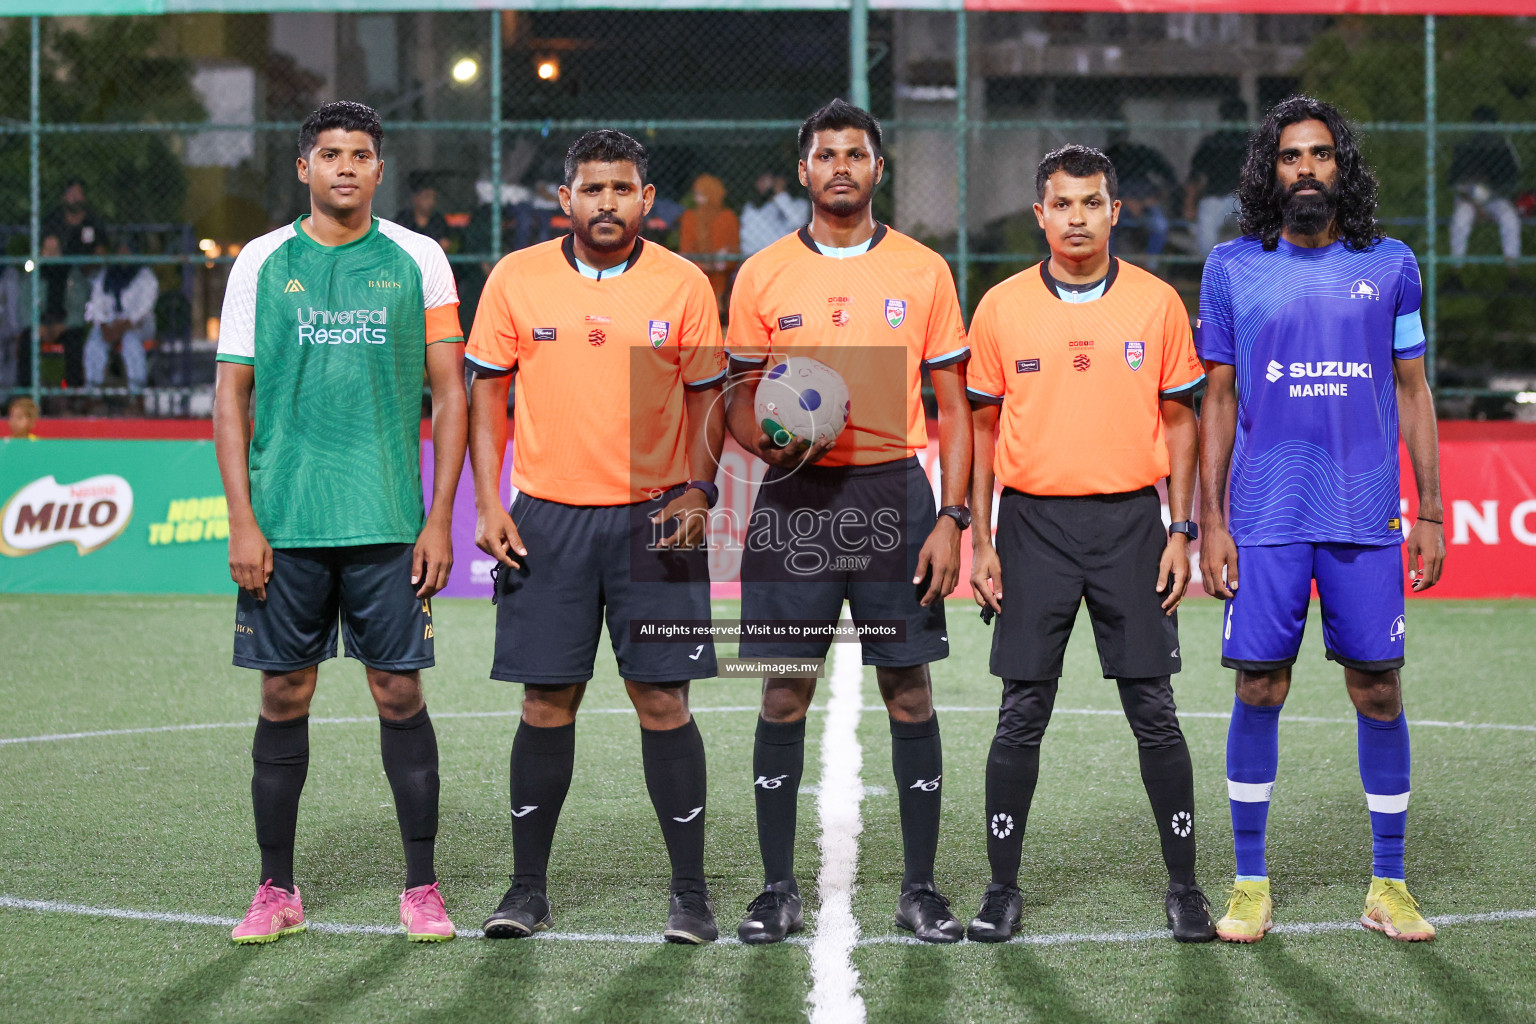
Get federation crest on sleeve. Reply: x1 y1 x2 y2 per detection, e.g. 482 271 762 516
649 320 671 349
1124 341 1145 371
884 299 906 329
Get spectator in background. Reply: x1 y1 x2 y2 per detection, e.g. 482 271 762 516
1185 97 1250 256
740 172 809 256
1105 130 1178 267
1449 106 1522 268
0 262 27 402
83 239 157 394
678 173 739 315
7 395 38 440
40 179 104 351
396 172 451 251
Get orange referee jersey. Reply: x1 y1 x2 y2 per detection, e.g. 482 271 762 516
727 224 968 467
467 236 726 506
967 257 1204 496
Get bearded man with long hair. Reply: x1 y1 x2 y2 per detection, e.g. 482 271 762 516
1194 95 1446 944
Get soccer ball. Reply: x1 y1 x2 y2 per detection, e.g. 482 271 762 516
754 356 851 450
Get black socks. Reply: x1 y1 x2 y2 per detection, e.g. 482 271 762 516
984 738 1041 888
889 713 943 888
753 716 806 886
250 715 309 892
379 706 441 890
509 719 576 891
1138 741 1198 888
641 718 709 893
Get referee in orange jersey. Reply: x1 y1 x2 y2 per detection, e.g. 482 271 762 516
964 145 1216 944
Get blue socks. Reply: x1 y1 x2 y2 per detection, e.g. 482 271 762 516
1226 698 1413 882
1226 697 1281 879
1357 712 1411 880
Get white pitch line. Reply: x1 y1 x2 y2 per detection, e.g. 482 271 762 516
3 894 1533 949
4 706 1532 748
808 613 867 1024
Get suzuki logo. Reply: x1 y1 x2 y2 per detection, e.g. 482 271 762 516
1266 360 1285 383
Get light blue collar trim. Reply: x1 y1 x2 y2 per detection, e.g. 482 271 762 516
1058 280 1107 303
814 238 873 259
575 256 629 280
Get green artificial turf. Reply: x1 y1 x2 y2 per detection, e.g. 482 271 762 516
1 595 1532 1023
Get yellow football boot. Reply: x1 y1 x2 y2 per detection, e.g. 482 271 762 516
1216 878 1273 943
1361 877 1436 941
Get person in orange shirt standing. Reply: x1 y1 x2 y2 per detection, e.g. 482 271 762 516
726 99 973 945
466 131 728 945
966 145 1215 944
678 173 739 315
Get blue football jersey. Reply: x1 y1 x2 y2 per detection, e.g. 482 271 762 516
1196 235 1426 546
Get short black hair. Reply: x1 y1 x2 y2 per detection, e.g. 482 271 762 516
798 99 882 161
564 130 649 186
298 101 383 159
1035 144 1118 201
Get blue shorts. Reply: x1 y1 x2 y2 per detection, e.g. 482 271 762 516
1222 543 1406 672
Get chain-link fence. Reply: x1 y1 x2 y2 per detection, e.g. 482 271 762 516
1 9 1532 418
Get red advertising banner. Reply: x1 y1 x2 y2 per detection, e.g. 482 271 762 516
706 420 1536 602
23 418 1536 600
965 0 1532 14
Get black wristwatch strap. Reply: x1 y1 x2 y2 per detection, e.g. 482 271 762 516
686 480 719 508
938 505 972 530
1168 520 1198 541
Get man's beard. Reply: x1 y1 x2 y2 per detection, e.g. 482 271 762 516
813 178 871 219
575 213 638 254
1278 177 1337 237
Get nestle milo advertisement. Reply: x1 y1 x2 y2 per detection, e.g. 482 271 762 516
0 441 231 594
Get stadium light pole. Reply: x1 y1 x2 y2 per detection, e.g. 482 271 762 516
849 0 869 110
490 10 503 262
1423 14 1437 389
955 10 969 313
28 16 40 406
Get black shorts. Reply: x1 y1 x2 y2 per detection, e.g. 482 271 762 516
491 485 716 685
233 543 434 673
739 456 947 667
990 488 1180 681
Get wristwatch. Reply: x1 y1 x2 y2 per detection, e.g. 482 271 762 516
686 480 719 508
1168 520 1199 541
938 505 972 530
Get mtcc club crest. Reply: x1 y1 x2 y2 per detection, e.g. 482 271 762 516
1350 279 1379 300
1124 340 1146 371
884 299 906 328
648 320 671 349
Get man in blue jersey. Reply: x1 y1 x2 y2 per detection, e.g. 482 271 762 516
1196 96 1445 943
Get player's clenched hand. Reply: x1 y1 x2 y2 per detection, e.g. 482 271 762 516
228 517 273 602
1406 517 1445 592
476 506 527 570
1157 535 1191 615
653 488 710 550
1200 525 1239 600
412 516 454 598
754 433 834 471
971 540 1003 615
914 518 962 607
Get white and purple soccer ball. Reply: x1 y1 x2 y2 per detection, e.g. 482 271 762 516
754 356 851 450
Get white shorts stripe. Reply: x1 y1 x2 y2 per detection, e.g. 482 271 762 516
1227 779 1274 802
1365 791 1411 814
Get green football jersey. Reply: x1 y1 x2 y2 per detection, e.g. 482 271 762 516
216 216 462 547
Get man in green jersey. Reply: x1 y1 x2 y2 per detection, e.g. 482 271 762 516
213 101 468 944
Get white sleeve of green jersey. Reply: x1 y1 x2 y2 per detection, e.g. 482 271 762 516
217 223 296 366
378 218 460 313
